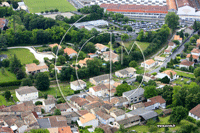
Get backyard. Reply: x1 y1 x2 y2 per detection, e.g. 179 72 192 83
1 48 37 65
128 116 194 133
24 0 76 13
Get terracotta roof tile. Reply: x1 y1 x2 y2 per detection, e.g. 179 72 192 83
49 43 62 49
180 60 194 66
26 63 48 72
58 126 72 133
189 104 200 118
144 96 166 107
174 35 182 41
186 54 199 59
142 59 155 65
79 113 96 124
64 48 77 55
162 70 176 76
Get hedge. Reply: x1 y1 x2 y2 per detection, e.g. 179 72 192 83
0 80 21 87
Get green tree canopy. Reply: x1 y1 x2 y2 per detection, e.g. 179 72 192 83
194 67 200 78
144 86 158 99
116 83 131 96
169 106 188 124
129 60 137 68
165 12 179 30
35 72 50 91
4 91 11 100
54 109 61 115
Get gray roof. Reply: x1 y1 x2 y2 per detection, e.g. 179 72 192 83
117 115 140 125
91 74 110 82
16 86 38 95
123 88 144 99
127 108 158 120
102 104 113 110
70 80 86 86
37 118 51 128
0 54 7 58
44 99 55 105
112 109 125 116
117 69 129 75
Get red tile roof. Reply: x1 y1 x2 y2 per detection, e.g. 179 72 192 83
58 126 72 133
177 0 197 8
0 18 7 29
144 96 166 107
180 60 194 66
191 48 200 54
190 104 200 118
64 48 77 55
100 4 168 14
186 54 199 59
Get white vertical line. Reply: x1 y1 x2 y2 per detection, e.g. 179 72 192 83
109 32 112 102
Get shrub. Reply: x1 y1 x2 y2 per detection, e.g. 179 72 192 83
0 80 21 87
196 120 200 127
186 116 196 123
33 59 40 65
151 72 157 76
35 101 42 106
45 10 49 13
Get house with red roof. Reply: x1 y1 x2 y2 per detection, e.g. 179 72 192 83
64 48 77 58
144 96 166 110
179 60 194 69
189 104 200 120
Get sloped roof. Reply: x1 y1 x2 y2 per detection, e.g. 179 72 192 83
142 59 155 65
90 74 110 83
186 54 199 59
70 80 86 86
16 86 38 95
191 48 200 53
189 104 200 118
116 115 140 125
49 43 62 49
144 96 166 107
180 60 194 66
26 63 48 72
95 43 108 50
79 113 96 124
64 48 77 55
162 70 176 77
123 88 144 98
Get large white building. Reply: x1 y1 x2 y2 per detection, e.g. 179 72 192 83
70 80 87 91
15 86 38 102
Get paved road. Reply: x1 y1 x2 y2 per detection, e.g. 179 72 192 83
149 31 198 74
8 46 54 65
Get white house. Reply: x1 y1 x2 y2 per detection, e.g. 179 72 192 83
87 53 98 58
25 63 48 75
154 56 165 62
164 47 173 54
15 86 38 102
189 104 200 120
122 88 144 104
96 111 115 125
64 48 77 58
168 42 176 49
42 99 56 113
179 60 194 69
77 113 98 128
95 43 108 53
89 84 108 97
70 80 86 91
191 48 200 56
115 67 136 78
156 70 178 81
141 59 157 69
173 35 182 44
102 51 119 63
110 109 126 121
144 96 166 110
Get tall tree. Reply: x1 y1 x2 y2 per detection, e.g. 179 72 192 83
35 73 50 91
165 12 179 31
4 91 11 100
144 86 158 99
116 83 131 96
10 54 22 73
169 106 188 124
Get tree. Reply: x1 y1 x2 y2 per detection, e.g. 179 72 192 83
10 54 22 73
177 124 198 133
162 85 173 105
116 83 131 96
165 12 179 30
94 127 104 133
35 73 50 91
121 33 129 41
127 26 132 32
161 76 170 84
54 109 61 115
57 55 66 65
194 67 200 77
82 42 96 53
54 8 59 12
12 1 19 9
196 120 200 127
148 80 156 86
16 69 26 80
70 75 74 82
129 60 137 68
189 54 193 62
4 91 11 100
144 86 158 99
21 78 32 86
169 106 188 124
35 101 42 105
136 75 143 83
29 129 50 133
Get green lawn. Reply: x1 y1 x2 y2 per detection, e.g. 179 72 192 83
24 0 76 13
136 67 144 74
1 48 37 65
122 41 150 51
0 68 18 83
128 116 194 133
40 85 74 98
0 95 15 106
173 78 190 86
166 69 195 78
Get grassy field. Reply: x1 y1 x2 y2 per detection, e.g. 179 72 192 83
165 68 195 78
0 95 15 106
24 0 76 13
128 116 194 133
123 41 150 51
0 68 18 83
1 48 37 65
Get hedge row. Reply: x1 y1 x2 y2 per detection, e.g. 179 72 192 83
0 80 21 87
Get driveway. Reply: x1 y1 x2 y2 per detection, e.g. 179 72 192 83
8 46 55 65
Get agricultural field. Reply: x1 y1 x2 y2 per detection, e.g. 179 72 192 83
1 48 37 65
24 0 76 13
